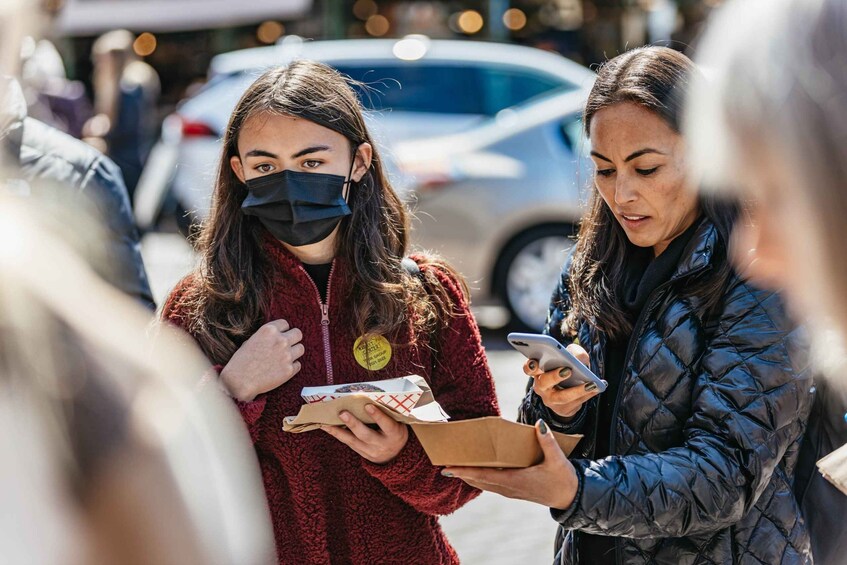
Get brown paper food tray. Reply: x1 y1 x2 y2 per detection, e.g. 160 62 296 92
410 417 582 468
284 395 582 468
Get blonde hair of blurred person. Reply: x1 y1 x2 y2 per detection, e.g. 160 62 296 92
686 0 847 345
0 191 275 564
685 0 847 561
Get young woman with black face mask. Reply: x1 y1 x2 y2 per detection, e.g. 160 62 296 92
161 60 500 564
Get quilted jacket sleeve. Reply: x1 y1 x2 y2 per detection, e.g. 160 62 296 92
517 252 599 456
553 277 813 538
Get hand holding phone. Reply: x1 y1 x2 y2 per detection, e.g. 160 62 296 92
507 333 607 392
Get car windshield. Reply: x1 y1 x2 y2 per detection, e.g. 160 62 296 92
181 62 578 135
335 62 573 116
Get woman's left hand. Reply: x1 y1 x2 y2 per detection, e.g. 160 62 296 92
321 404 409 464
442 420 579 510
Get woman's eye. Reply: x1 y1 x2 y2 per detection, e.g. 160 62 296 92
636 167 659 176
596 169 615 178
303 160 322 169
255 164 274 174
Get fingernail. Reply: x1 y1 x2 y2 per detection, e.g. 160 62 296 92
339 412 350 422
584 383 598 392
559 367 572 379
365 404 376 414
538 419 549 435
441 470 454 478
528 360 538 371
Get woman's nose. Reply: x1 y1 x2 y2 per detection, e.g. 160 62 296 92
614 176 638 205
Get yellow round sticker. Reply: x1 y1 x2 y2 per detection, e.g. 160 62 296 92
353 335 392 371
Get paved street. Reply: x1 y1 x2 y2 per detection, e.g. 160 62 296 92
141 232 557 565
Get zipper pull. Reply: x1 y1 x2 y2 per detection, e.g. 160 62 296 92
320 303 329 326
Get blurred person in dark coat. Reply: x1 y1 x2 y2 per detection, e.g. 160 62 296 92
1 75 154 309
84 29 160 200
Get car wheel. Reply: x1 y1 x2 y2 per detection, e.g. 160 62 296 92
496 225 576 332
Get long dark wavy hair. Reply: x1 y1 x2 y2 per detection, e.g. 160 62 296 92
564 46 738 341
177 61 464 365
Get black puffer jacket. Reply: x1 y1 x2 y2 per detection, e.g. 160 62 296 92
1 78 154 308
519 218 814 564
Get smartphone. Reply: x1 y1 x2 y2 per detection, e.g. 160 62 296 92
507 332 607 392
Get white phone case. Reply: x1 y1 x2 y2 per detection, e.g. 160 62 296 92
507 332 607 392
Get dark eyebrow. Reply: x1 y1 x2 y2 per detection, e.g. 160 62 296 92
244 149 278 158
590 148 665 163
590 151 612 163
292 145 332 159
243 145 333 159
624 148 664 162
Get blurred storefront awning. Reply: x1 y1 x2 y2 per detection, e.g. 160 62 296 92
56 0 314 35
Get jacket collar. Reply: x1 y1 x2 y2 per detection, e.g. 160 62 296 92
670 216 719 281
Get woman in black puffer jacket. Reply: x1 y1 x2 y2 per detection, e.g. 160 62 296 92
445 46 814 564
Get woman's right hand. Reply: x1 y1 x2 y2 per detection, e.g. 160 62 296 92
220 319 305 402
525 343 602 420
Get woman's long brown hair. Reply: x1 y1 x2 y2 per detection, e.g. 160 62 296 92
564 46 738 341
177 61 465 365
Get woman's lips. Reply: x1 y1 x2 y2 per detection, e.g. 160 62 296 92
621 214 650 229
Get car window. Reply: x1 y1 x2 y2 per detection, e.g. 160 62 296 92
560 113 587 156
336 64 486 114
336 63 570 116
480 67 572 115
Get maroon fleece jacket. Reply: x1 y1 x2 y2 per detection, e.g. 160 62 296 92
163 236 500 564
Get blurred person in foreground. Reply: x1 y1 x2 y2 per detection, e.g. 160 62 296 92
446 46 813 564
1 76 154 308
1 3 274 562
0 192 275 565
685 0 847 561
0 0 153 309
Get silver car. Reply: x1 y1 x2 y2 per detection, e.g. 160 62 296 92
392 87 593 330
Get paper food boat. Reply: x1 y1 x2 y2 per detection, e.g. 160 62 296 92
301 376 424 416
285 375 583 468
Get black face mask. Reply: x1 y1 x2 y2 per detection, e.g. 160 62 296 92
241 162 354 247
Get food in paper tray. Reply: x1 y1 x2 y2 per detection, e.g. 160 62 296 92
301 377 423 416
334 383 385 393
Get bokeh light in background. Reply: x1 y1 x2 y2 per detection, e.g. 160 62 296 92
132 32 157 57
456 10 484 35
353 0 379 21
392 34 428 60
365 14 390 36
257 20 285 44
503 8 527 32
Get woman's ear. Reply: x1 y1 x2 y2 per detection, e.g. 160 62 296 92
352 142 373 182
230 156 246 184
